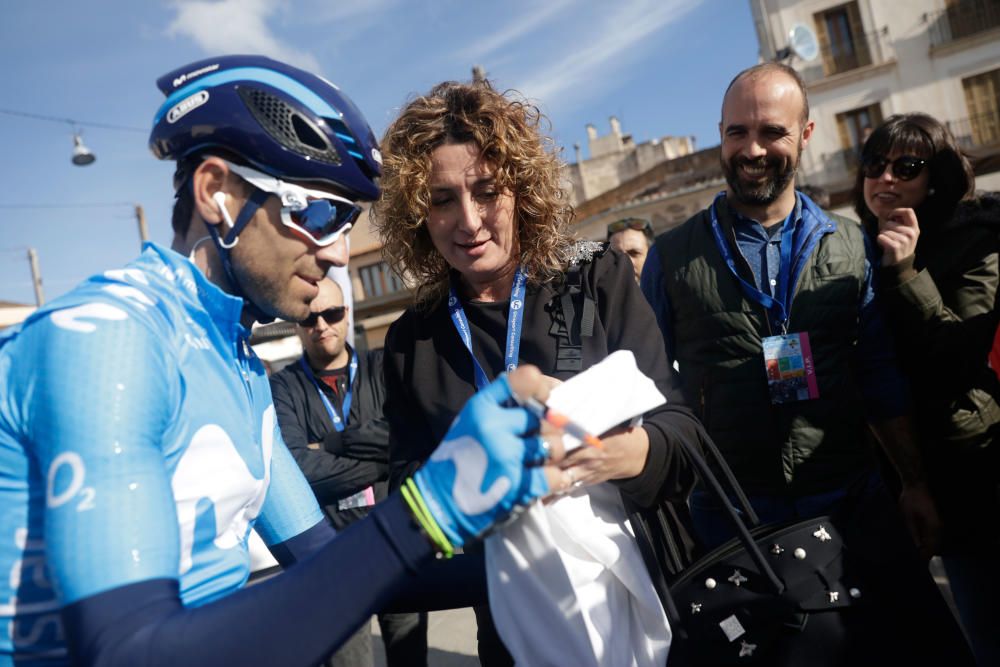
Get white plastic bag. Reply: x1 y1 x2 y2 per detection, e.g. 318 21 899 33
485 351 671 666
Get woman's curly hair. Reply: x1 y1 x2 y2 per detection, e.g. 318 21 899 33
371 79 574 307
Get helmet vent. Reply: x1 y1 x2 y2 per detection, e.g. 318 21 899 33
292 115 327 151
238 86 341 165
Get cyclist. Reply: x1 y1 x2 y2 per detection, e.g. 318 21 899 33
0 55 561 666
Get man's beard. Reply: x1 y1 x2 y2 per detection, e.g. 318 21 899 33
722 149 799 207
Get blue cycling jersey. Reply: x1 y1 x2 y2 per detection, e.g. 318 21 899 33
0 243 322 664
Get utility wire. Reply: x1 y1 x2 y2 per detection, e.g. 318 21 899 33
0 202 136 210
0 107 146 133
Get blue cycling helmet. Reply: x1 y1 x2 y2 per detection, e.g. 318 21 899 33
149 55 381 201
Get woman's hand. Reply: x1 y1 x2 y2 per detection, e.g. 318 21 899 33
877 207 920 267
553 424 649 491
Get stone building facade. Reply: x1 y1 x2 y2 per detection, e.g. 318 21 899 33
750 0 1000 210
563 117 697 205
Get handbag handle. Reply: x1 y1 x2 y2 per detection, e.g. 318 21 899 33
676 415 786 595
693 424 761 528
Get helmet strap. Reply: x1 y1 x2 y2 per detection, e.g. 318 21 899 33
205 187 276 324
222 187 270 247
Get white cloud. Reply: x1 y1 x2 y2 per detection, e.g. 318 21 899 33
166 0 321 72
458 0 575 61
300 0 399 26
515 0 702 112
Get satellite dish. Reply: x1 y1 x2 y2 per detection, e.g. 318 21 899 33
788 24 819 62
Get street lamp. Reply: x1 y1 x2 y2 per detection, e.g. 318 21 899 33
71 130 96 166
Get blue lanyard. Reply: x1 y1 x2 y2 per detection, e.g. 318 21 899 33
448 267 527 391
299 352 357 432
709 192 797 331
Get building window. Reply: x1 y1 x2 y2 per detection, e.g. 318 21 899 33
961 69 1000 148
948 0 1000 42
814 2 872 77
359 262 406 300
835 104 883 171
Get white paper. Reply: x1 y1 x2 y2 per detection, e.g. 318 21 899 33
546 350 666 450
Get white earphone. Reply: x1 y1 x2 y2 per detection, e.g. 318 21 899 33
211 192 239 249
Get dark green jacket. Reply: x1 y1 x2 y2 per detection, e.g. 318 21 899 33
871 195 1000 549
654 195 873 495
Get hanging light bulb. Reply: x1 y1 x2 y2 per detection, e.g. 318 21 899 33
71 131 96 166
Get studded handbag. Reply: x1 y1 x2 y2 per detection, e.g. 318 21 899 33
643 425 976 666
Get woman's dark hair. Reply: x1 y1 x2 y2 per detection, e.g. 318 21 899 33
853 113 975 231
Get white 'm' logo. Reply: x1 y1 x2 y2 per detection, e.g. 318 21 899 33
429 435 510 515
50 303 128 333
172 407 275 573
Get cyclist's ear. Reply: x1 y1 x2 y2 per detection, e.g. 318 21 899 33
192 157 236 227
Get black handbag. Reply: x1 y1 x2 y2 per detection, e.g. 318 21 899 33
642 424 976 666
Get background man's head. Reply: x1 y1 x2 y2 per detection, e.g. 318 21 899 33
606 218 654 283
719 63 814 208
296 278 350 369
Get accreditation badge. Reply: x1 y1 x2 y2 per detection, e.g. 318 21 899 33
762 332 819 404
338 485 376 510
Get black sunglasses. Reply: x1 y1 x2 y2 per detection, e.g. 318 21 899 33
607 218 653 238
861 155 927 181
299 306 347 327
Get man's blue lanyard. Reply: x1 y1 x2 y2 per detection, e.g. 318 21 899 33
709 192 797 333
299 352 358 432
448 266 527 391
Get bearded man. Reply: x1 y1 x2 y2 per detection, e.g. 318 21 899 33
638 63 976 659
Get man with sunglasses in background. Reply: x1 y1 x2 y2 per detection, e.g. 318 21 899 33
606 217 654 284
642 63 974 660
0 55 565 667
271 277 427 667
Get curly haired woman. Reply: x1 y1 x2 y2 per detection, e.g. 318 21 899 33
372 80 702 665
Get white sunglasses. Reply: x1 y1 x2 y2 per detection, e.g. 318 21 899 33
221 159 362 246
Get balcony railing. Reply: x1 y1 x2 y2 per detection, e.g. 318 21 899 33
926 0 1000 48
947 110 1000 150
798 27 891 85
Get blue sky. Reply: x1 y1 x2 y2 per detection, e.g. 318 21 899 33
0 0 760 305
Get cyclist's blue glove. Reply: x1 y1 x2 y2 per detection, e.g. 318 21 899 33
402 373 549 555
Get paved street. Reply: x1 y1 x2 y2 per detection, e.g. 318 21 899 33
366 558 968 666
372 608 479 667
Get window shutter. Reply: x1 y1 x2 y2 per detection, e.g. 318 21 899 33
814 12 833 77
846 2 870 68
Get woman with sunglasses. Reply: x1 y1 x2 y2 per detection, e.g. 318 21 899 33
854 112 1000 664
372 80 702 665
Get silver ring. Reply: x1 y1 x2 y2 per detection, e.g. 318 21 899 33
528 438 550 467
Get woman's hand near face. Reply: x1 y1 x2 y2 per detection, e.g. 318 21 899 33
877 207 920 267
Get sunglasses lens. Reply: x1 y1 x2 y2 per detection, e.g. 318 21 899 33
862 156 926 181
608 219 650 236
299 307 346 327
323 307 346 323
894 158 924 181
287 199 362 245
862 157 888 179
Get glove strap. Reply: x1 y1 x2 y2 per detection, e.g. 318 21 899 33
400 478 455 559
